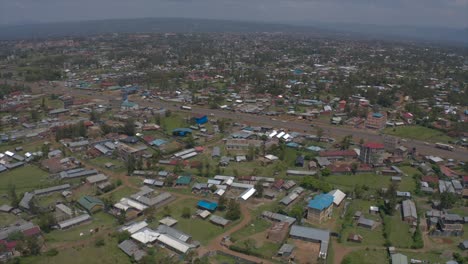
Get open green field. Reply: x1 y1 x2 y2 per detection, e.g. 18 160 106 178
339 199 385 247
21 236 131 264
153 198 236 245
100 185 138 201
230 218 271 241
342 248 389 264
401 250 453 263
383 125 453 143
0 165 51 193
88 156 126 173
44 212 116 243
323 173 415 193
384 212 413 248
36 193 66 208
162 114 187 134
0 212 20 226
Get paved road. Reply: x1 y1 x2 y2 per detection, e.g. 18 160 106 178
5 80 468 161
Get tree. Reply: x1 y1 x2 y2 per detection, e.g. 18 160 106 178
7 184 19 207
162 206 171 217
225 199 241 220
351 163 358 175
340 135 353 150
218 196 227 211
116 231 131 243
144 206 156 223
316 127 324 141
90 110 100 122
181 207 191 218
440 192 457 209
321 168 331 177
38 212 57 233
290 204 304 222
123 118 135 136
255 181 264 197
126 156 136 175
31 110 40 122
117 209 127 224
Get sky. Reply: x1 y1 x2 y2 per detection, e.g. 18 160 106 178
0 0 467 28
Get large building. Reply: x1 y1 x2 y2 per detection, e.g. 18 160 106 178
307 193 334 223
366 112 387 129
289 225 330 259
359 142 385 166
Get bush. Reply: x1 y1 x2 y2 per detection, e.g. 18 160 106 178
45 249 59 256
95 238 105 247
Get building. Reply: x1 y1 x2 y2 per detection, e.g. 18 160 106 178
366 112 387 129
194 115 208 125
357 217 376 230
209 215 230 227
307 194 334 223
77 196 104 213
58 214 91 229
118 239 146 261
384 135 399 152
261 211 296 226
277 244 295 257
402 200 418 225
267 221 289 242
289 225 330 259
197 200 218 211
328 189 346 206
225 139 262 151
359 142 385 166
391 253 408 264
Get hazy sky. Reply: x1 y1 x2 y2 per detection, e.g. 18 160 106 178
1 0 467 28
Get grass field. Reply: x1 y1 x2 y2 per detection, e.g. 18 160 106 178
0 212 20 226
44 212 117 243
153 198 235 245
21 236 131 264
230 218 271 241
88 157 126 173
162 114 187 134
384 212 413 248
341 248 389 264
323 173 415 193
383 125 453 143
0 165 51 193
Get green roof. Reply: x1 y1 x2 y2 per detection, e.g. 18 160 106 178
78 195 104 211
176 176 192 185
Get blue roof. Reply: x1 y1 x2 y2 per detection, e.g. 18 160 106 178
308 194 334 210
173 128 192 133
151 139 167 146
306 146 323 152
286 142 300 148
372 112 383 118
198 200 218 211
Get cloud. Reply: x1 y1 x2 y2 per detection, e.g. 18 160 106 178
0 0 466 28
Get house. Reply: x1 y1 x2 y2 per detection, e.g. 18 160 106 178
212 147 221 158
289 225 330 259
359 142 385 166
159 217 178 227
209 215 230 227
77 196 104 213
391 253 408 264
347 233 363 243
261 211 296 226
267 221 289 242
225 139 262 151
172 128 192 137
55 203 74 221
58 214 91 229
118 239 146 261
19 192 34 210
197 200 218 211
86 174 108 184
328 189 346 206
156 225 192 243
194 115 208 125
295 156 305 167
402 200 418 225
277 243 295 257
366 112 387 129
357 217 376 229
459 240 468 250
175 175 192 186
307 193 334 223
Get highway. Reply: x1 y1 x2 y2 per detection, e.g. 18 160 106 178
5 80 468 161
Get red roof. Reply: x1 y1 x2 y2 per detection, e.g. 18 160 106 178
440 166 457 178
195 146 204 152
83 121 94 127
402 112 413 119
0 240 17 251
22 226 41 237
329 164 352 173
463 176 468 182
363 142 384 149
142 135 155 143
273 179 284 189
319 150 357 157
422 175 439 184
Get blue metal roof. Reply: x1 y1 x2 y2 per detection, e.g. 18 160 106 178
197 200 218 211
372 112 383 118
308 194 334 210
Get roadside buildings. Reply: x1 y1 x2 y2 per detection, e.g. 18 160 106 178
307 193 334 223
359 142 385 166
366 112 387 129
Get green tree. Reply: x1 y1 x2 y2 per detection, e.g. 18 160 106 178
38 212 57 233
126 155 136 175
123 118 135 136
225 199 241 220
255 181 264 197
181 207 191 218
7 184 19 207
290 204 304 222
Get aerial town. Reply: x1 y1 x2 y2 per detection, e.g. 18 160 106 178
0 32 467 264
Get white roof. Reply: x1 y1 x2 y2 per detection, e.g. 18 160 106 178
240 188 256 200
4 151 14 157
328 189 346 206
268 130 278 138
180 152 198 160
115 198 148 211
157 234 192 254
199 210 211 218
215 189 225 196
122 221 148 234
265 154 279 161
276 131 285 138
131 228 159 244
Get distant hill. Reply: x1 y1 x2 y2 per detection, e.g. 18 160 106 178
0 17 466 45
